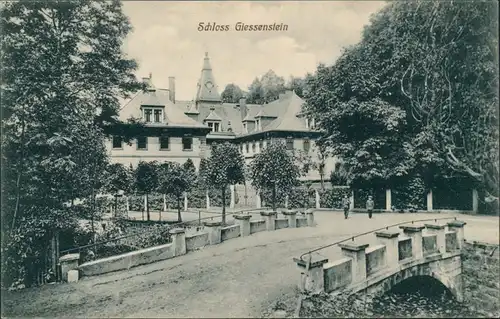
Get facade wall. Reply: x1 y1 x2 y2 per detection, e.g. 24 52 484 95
107 136 205 169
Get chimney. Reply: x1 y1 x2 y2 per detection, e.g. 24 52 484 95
142 75 152 88
168 76 176 103
239 98 247 120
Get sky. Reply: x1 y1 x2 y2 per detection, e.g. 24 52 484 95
122 1 387 101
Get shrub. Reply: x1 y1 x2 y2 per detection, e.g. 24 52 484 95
319 187 351 209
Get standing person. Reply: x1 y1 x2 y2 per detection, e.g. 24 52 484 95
342 194 350 219
366 195 374 219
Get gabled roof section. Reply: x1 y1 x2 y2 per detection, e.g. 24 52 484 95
204 108 223 122
118 85 207 129
195 52 221 103
184 102 200 115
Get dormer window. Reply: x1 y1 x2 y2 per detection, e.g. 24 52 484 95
206 121 220 132
143 107 163 123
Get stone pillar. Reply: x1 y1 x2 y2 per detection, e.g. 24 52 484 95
285 195 289 209
230 185 235 209
293 254 329 294
144 195 147 214
126 196 130 212
256 192 262 209
339 242 369 284
447 220 467 249
306 210 315 227
183 193 188 211
315 190 320 209
386 189 392 211
204 220 222 245
426 190 433 211
59 253 80 283
171 228 186 256
163 194 167 212
375 230 400 266
472 189 478 213
400 225 425 260
350 190 355 210
260 211 277 231
283 210 297 228
425 223 447 254
234 214 251 237
206 190 210 209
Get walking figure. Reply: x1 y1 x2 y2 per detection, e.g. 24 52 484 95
342 195 350 219
366 195 374 219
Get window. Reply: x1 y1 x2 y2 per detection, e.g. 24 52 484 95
112 136 122 149
240 144 243 153
252 142 256 153
259 140 263 150
256 120 260 131
243 123 247 133
245 143 249 153
286 138 294 150
137 136 147 150
311 118 316 129
154 110 162 123
144 109 152 122
214 122 220 132
305 118 309 129
303 139 310 152
182 137 193 151
159 136 170 150
208 122 214 130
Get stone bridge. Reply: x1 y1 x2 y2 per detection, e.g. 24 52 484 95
294 220 467 302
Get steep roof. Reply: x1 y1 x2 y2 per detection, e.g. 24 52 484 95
195 52 221 103
204 109 223 121
119 88 208 128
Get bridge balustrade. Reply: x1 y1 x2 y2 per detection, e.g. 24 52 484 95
294 220 467 301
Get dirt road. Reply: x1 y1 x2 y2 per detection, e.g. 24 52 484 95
2 211 498 318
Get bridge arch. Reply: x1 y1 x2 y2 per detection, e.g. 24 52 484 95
294 219 466 302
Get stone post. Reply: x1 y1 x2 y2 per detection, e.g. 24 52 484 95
206 190 210 209
59 253 80 283
234 214 251 237
426 190 433 211
285 195 289 209
171 228 186 256
204 220 222 245
183 193 188 211
350 190 355 210
230 185 235 209
163 194 167 212
126 196 130 212
447 220 467 249
472 189 478 213
144 195 147 215
293 254 329 294
375 230 400 266
315 189 320 209
386 189 392 211
260 211 277 231
400 225 425 260
425 223 447 254
256 192 262 209
306 210 315 227
339 242 369 284
282 210 297 228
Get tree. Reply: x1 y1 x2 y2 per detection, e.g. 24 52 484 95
198 158 210 190
249 141 301 211
246 78 265 104
206 142 245 224
260 70 286 102
157 162 192 222
134 161 159 221
304 1 498 205
221 83 244 103
182 158 197 186
286 75 310 98
104 163 133 217
1 0 142 287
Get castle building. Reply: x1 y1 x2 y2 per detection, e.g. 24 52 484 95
107 52 338 184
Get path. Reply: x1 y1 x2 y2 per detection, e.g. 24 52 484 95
2 211 498 318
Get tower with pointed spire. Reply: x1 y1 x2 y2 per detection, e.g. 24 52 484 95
195 52 222 104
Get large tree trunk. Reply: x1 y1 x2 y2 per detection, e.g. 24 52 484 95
146 193 150 221
222 187 226 225
177 196 182 222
